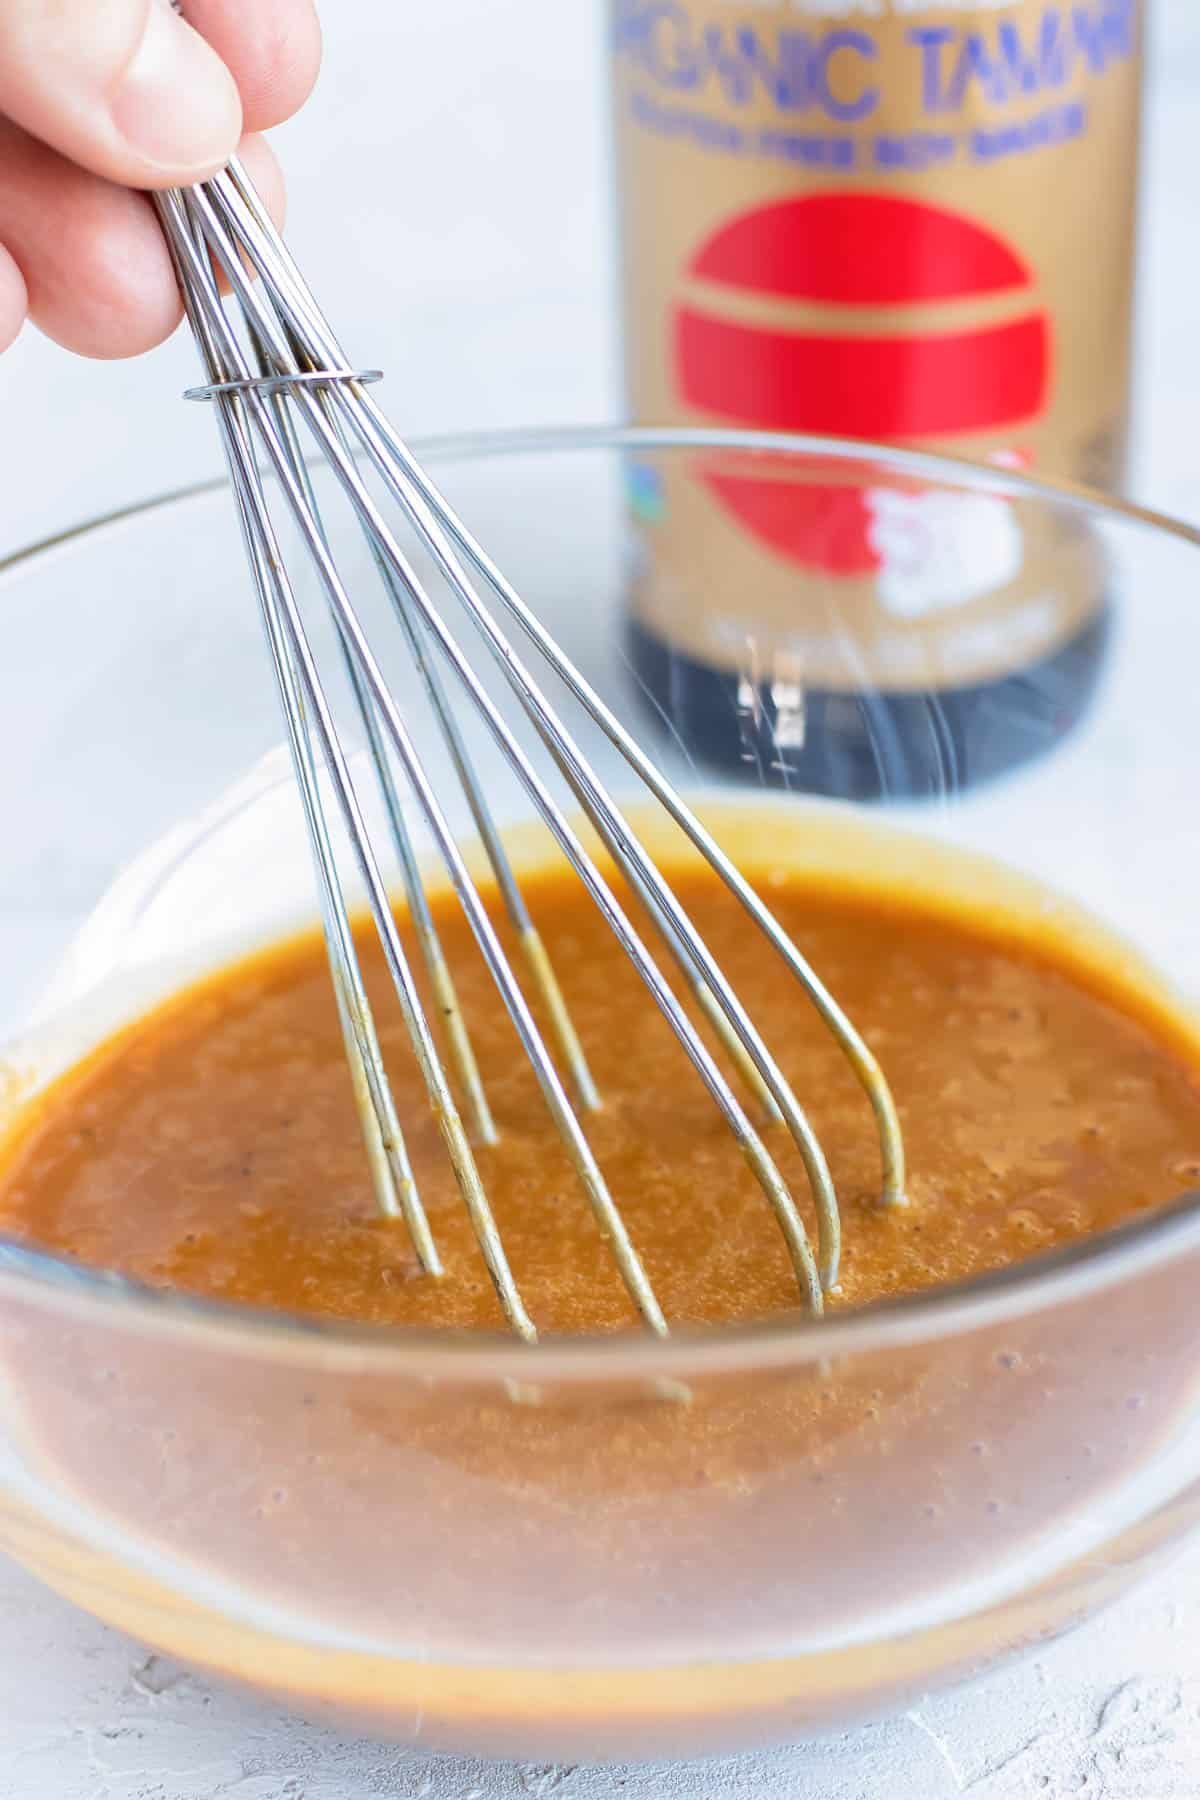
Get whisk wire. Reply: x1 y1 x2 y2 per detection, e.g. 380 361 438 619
197 176 846 1288
361 518 603 1116
156 192 443 1273
159 189 537 1335
185 178 829 1313
212 173 769 1143
252 324 500 1149
167 188 677 1336
373 438 908 1217
227 173 602 1119
158 155 915 1333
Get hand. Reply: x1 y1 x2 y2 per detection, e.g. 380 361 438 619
0 0 321 357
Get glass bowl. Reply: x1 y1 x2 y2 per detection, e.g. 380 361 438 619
2 425 1200 1764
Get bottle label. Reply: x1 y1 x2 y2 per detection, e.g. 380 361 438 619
612 0 1142 689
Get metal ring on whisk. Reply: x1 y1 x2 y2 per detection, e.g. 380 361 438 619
184 368 383 402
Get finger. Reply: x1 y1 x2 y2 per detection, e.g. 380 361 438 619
177 0 321 133
0 242 28 355
0 117 175 359
0 0 242 190
0 120 284 359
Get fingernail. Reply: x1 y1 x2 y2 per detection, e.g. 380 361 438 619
110 1 242 173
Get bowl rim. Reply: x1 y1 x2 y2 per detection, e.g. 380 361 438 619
4 423 1200 585
4 419 1200 1381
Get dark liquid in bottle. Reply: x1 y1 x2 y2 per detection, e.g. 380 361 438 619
628 606 1111 803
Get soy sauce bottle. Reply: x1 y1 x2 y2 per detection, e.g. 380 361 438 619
609 0 1143 798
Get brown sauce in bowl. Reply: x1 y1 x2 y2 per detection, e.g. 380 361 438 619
1 856 1198 1330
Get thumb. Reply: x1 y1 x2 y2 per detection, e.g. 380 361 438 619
0 0 242 189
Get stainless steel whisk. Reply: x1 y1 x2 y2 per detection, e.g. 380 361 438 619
154 160 906 1341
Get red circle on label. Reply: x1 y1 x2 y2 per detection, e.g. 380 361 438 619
673 193 1051 571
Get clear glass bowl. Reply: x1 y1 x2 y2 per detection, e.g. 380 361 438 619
2 426 1200 1763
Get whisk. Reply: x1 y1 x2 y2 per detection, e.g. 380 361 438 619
152 158 906 1342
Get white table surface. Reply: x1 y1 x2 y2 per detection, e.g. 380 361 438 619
4 3 1200 1795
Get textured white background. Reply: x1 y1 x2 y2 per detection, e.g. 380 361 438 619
4 2 1200 1794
